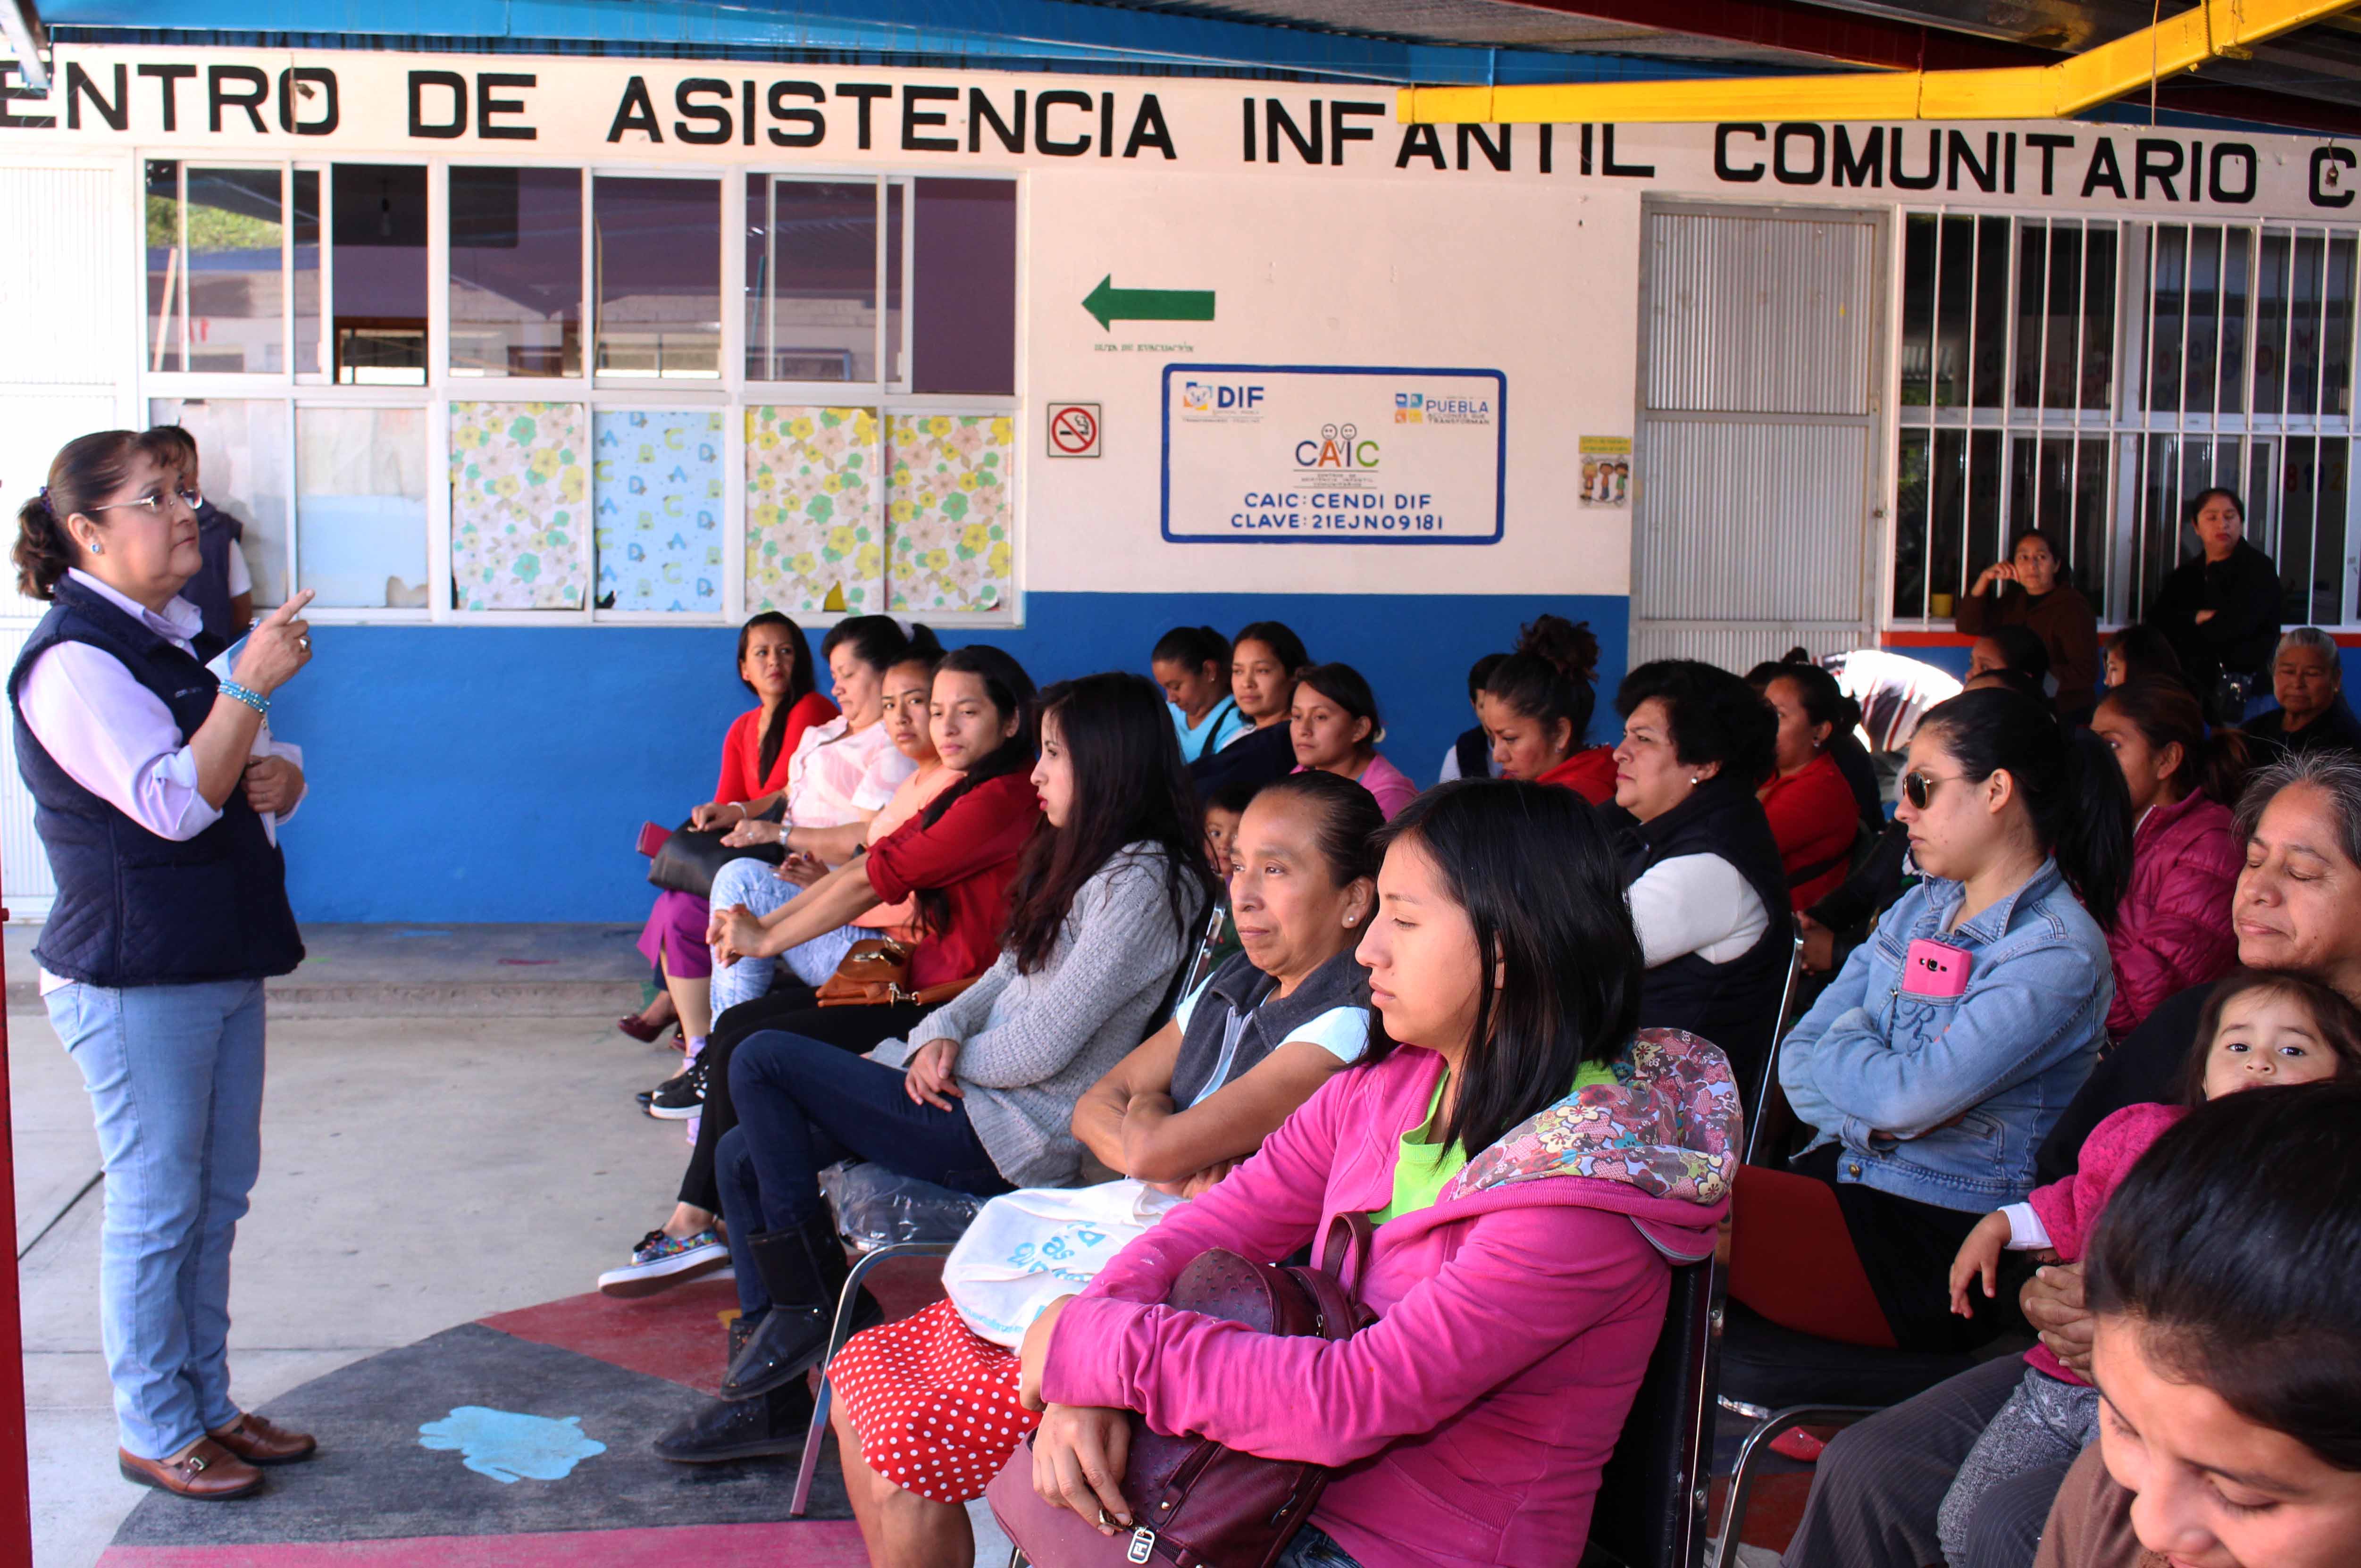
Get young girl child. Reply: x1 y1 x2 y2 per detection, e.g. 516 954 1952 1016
1936 968 2361 1564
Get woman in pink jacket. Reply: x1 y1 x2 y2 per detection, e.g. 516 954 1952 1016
1015 779 1740 1568
2091 679 2252 1036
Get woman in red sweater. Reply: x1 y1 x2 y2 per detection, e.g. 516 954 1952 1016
2092 678 2250 1036
621 614 837 1041
1752 662 1861 910
1481 613 1616 802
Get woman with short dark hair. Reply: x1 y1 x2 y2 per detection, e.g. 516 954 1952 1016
1751 661 1867 911
1609 659 1794 1095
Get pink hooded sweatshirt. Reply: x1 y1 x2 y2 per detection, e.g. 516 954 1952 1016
1043 1029 1738 1568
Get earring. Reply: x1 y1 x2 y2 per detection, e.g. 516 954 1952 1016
1688 774 1700 785
1343 915 1357 926
88 541 102 555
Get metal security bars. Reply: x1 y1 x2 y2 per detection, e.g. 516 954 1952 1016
1893 211 2361 630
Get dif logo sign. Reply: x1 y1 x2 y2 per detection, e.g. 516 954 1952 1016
1180 382 1265 418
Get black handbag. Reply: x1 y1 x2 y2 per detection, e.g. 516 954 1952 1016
646 817 785 900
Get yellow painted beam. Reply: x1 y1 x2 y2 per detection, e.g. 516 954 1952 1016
1398 0 2357 124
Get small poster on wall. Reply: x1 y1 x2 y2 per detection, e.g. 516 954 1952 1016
1578 436 1631 508
1160 364 1506 544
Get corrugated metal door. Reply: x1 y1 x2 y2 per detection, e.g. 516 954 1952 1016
1632 204 1884 673
0 165 134 916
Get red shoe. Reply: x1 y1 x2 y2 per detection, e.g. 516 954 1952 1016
617 1014 669 1044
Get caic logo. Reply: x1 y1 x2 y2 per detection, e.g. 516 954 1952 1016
1180 382 1264 414
1295 423 1380 469
1395 392 1424 424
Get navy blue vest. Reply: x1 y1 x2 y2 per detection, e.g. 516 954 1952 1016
1616 776 1795 1105
184 500 246 646
9 575 303 987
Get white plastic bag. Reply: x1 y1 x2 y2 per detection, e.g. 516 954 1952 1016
942 1179 1181 1347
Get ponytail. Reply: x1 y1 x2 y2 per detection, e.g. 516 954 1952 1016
1152 625 1230 678
14 429 157 601
1485 614 1601 751
1919 688 2133 931
2098 678 2254 808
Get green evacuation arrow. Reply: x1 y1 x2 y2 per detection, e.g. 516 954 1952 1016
1083 274 1216 331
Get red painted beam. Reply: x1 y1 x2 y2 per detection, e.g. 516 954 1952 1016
0 877 28 1568
1501 0 2361 135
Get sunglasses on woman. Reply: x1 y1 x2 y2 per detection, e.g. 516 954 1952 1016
1901 769 1965 810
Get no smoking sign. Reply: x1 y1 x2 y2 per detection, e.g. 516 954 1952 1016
1046 402 1101 459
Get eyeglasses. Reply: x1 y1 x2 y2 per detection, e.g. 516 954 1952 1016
92 487 202 517
1901 769 1967 810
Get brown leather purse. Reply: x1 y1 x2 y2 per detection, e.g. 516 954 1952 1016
813 937 977 1009
986 1216 1376 1568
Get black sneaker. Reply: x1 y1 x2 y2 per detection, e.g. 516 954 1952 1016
646 1058 708 1120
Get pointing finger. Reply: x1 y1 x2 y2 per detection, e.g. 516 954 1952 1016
261 590 317 625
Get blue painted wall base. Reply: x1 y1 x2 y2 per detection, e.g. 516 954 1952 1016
271 590 1629 922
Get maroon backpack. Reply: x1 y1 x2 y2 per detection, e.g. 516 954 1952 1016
988 1217 1374 1568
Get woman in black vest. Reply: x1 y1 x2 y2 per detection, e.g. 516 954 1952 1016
9 431 316 1500
1607 659 1794 1105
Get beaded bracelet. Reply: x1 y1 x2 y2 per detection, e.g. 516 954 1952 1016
218 681 269 716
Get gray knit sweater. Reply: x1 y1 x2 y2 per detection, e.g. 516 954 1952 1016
871 842 1200 1188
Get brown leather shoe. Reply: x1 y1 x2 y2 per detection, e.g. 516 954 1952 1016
118 1439 263 1499
207 1412 318 1466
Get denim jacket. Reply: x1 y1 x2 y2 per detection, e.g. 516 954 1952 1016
1779 857 2111 1210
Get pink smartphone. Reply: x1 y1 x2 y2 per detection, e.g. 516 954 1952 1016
1901 938 1973 999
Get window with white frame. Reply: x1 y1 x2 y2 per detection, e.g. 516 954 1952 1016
138 159 1020 624
1892 210 2360 631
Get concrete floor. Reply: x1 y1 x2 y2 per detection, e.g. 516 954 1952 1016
16 1001 694 1568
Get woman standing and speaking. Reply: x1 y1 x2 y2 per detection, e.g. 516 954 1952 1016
11 430 317 1500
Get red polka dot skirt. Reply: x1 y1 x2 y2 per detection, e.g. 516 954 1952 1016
833 1296 1041 1504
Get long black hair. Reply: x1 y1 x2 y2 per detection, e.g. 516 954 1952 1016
1914 687 2133 931
1484 614 1600 752
1152 625 1230 679
1004 672 1216 975
2088 1081 2361 1471
734 612 818 779
908 644 1038 942
920 646 1038 830
1362 780 1643 1160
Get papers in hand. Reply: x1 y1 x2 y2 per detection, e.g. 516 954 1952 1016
205 636 278 845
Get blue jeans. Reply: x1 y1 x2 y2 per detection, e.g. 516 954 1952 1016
47 978 267 1460
718 1030 1010 1317
708 857 863 1015
1275 1525 1363 1568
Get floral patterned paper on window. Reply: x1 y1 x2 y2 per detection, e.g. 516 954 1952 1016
745 405 882 615
449 401 589 610
595 409 724 613
887 414 1013 613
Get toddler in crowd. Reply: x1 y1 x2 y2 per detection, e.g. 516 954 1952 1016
1935 968 2361 1565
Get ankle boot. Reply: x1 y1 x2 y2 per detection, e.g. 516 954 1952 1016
720 1213 881 1400
652 1378 817 1464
